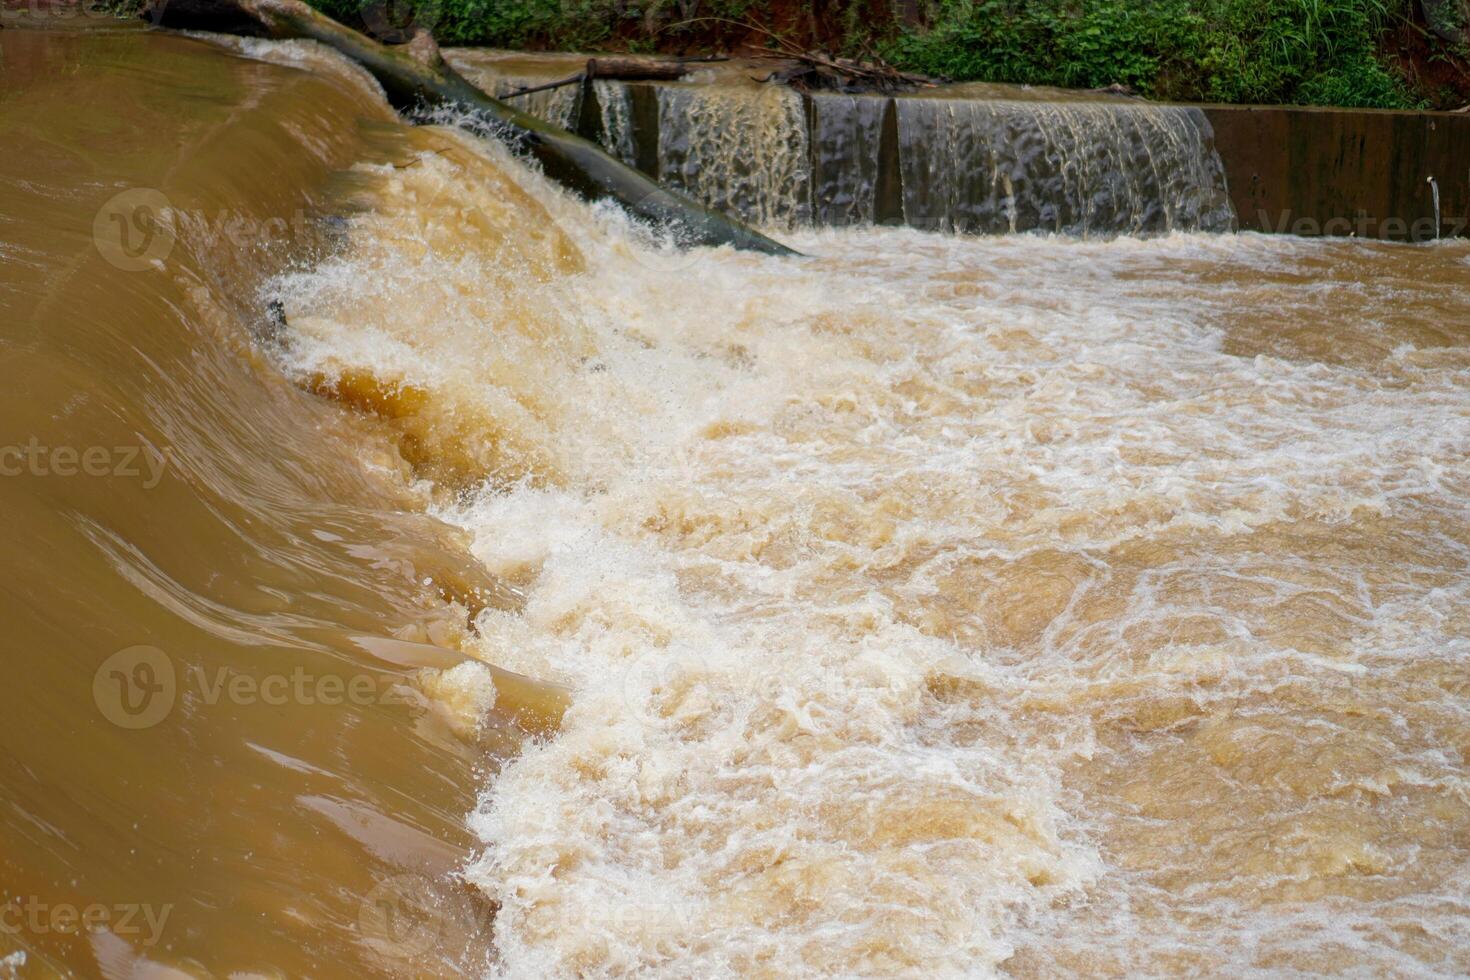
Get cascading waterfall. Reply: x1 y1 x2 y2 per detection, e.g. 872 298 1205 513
894 98 1236 235
594 80 639 168
479 71 643 169
446 51 1236 236
653 85 813 227
480 73 580 128
809 92 892 226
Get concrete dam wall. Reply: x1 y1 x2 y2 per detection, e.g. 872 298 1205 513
447 51 1470 241
1204 105 1470 240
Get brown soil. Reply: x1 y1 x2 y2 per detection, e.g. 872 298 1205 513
599 0 905 60
1383 11 1470 110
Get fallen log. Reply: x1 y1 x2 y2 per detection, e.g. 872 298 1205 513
755 53 938 94
149 0 797 256
586 57 689 82
669 15 939 93
501 58 687 101
500 72 583 100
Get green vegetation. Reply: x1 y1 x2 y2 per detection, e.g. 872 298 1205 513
309 0 1468 109
307 0 643 50
886 0 1432 108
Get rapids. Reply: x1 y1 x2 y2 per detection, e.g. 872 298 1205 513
3 22 1470 980
271 88 1470 979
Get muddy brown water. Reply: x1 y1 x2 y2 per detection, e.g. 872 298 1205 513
3 22 1470 980
0 26 562 978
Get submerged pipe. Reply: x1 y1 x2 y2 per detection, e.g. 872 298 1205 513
147 0 798 256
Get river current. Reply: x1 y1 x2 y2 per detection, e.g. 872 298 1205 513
2 24 1468 979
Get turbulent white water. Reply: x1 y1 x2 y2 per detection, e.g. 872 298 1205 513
248 44 1470 979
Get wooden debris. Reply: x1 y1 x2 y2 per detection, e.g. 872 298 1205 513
144 0 796 256
753 51 938 93
668 15 940 93
502 58 690 101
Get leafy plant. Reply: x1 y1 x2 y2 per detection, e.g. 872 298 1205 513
302 0 1465 109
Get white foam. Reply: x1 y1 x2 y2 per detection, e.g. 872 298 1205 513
266 112 1470 976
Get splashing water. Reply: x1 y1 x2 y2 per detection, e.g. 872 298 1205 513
265 82 1470 977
